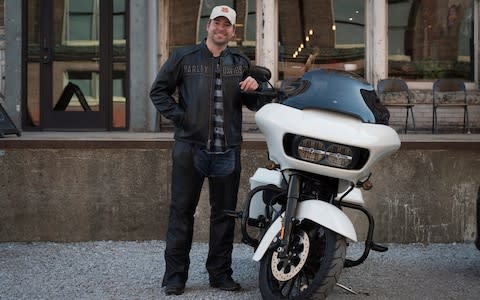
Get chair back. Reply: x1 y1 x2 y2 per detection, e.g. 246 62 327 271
377 78 411 104
432 78 466 105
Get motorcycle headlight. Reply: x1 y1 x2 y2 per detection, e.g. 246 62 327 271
297 138 326 162
284 134 369 170
325 143 353 168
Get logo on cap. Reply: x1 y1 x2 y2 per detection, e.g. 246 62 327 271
209 5 236 24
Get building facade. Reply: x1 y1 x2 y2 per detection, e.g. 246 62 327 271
1 1 480 245
1 0 479 133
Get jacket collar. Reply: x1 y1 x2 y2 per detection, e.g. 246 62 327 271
201 39 231 58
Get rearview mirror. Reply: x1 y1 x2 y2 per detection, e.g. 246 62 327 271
248 66 271 82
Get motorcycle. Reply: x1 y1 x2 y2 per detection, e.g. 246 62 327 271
229 67 401 299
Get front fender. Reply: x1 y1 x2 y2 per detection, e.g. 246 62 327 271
252 200 357 261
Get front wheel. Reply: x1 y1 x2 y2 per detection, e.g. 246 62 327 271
259 221 346 299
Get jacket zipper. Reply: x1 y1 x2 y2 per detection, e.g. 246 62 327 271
219 58 228 148
207 57 215 151
208 56 229 151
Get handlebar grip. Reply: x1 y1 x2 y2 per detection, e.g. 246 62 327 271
240 90 277 98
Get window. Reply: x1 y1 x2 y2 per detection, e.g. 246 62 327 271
278 0 365 80
63 0 99 46
244 0 256 45
388 0 474 81
65 71 99 109
63 0 126 46
113 0 127 44
24 0 128 130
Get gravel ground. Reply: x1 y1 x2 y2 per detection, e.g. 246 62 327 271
1 241 479 300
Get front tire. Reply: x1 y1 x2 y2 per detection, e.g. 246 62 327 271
259 221 346 299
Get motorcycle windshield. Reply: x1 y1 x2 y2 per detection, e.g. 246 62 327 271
281 69 383 124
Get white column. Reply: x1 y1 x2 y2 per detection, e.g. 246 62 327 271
158 0 170 68
147 0 158 130
4 0 22 128
130 0 158 131
366 0 387 87
256 0 278 84
475 0 479 88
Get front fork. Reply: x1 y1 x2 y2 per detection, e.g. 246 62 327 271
276 172 301 256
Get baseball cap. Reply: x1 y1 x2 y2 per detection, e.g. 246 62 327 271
209 5 236 25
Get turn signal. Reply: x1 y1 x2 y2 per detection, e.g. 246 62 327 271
362 180 373 190
266 161 278 170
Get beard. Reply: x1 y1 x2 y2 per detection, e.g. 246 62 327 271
210 32 231 46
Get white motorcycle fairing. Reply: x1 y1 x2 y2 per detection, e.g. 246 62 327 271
255 103 401 183
248 168 365 220
252 199 357 261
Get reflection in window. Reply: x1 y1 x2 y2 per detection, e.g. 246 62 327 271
62 0 126 46
27 0 41 50
62 71 99 110
333 0 364 47
26 63 40 126
388 0 473 80
244 0 256 44
58 70 126 118
279 0 365 80
113 0 127 44
112 69 127 128
26 0 41 127
63 0 99 45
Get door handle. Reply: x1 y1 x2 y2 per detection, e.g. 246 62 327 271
42 37 51 63
42 55 52 64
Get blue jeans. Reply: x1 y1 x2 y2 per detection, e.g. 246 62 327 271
193 147 236 177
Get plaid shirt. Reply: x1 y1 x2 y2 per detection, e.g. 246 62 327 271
209 59 226 153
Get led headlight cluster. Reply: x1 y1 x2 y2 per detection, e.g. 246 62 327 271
284 134 369 170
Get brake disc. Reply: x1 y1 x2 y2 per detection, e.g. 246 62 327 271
271 230 310 281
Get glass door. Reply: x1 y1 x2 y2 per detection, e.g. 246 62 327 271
24 0 128 130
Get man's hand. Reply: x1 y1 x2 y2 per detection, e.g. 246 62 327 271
239 76 259 91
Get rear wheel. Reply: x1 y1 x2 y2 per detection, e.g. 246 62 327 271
259 221 346 299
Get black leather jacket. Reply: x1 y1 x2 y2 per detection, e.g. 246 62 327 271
150 40 259 147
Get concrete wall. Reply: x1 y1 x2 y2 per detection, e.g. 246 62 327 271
0 135 479 244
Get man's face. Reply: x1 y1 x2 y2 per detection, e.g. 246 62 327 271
206 17 235 47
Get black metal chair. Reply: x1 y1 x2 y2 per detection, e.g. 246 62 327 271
432 78 469 134
377 78 415 133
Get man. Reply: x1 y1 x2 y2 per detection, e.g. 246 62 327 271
150 5 262 296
